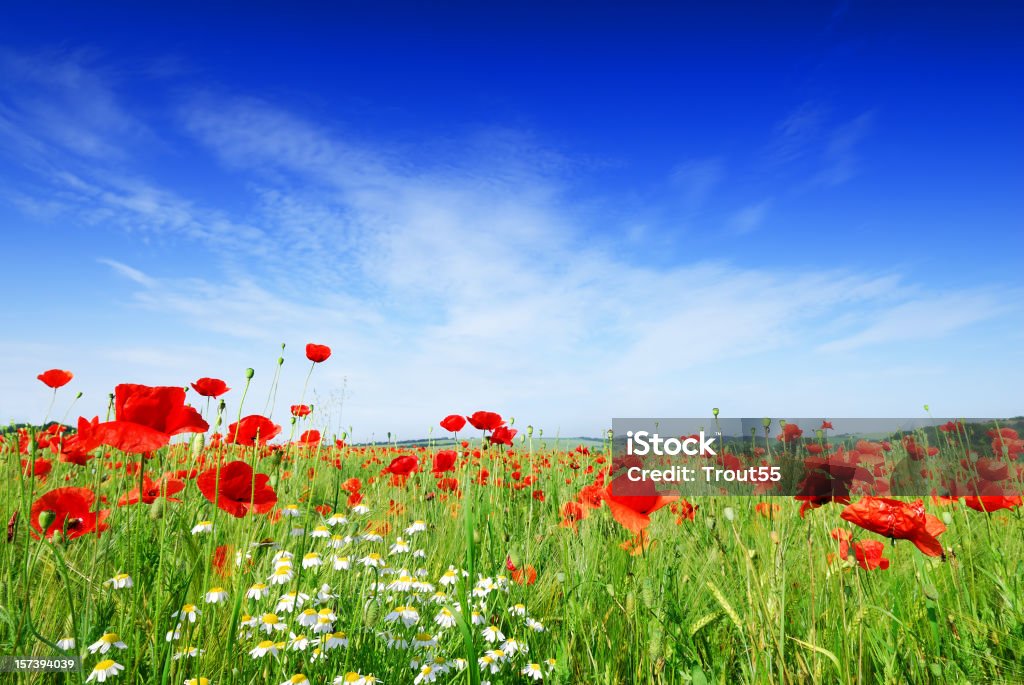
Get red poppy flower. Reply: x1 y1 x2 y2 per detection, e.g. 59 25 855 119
226 415 282 446
383 455 420 477
777 423 804 443
21 458 53 480
29 487 109 540
437 477 460 492
432 450 457 475
342 477 362 494
489 425 517 446
296 429 321 446
305 343 332 363
191 377 230 398
853 540 890 571
602 473 677 535
57 416 103 465
840 497 946 557
196 460 278 517
95 384 209 453
38 369 73 389
512 565 537 585
467 411 504 431
560 501 588 530
440 414 467 433
962 495 1022 512
118 476 186 506
291 404 312 418
820 421 834 430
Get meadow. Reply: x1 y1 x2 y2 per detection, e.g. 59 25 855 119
3 347 1023 685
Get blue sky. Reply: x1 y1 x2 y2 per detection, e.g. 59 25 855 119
1 2 1021 439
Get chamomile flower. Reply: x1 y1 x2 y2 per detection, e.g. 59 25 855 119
484 649 507 662
269 565 294 585
508 603 527 617
173 646 203 660
104 573 133 589
384 605 420 627
302 552 323 569
89 633 128 654
259 613 287 634
328 534 348 549
522 663 544 680
280 675 308 685
405 520 427 534
86 659 124 682
451 658 468 671
247 583 270 600
296 608 319 627
525 617 545 632
359 553 384 568
205 587 228 604
477 654 501 674
249 640 280 659
413 549 426 558
544 658 557 673
439 567 460 587
315 584 336 604
471 611 486 626
191 521 213 535
56 637 76 650
333 674 366 685
362 532 384 543
174 604 201 623
281 504 302 517
473 577 498 597
327 513 348 526
481 625 504 643
275 591 309 613
322 631 349 650
501 637 527 655
434 608 457 629
351 504 370 515
387 571 415 592
165 625 182 642
289 527 305 537
428 591 449 605
239 614 258 628
333 554 352 570
412 632 437 648
412 665 437 684
183 678 210 685
287 632 310 651
310 525 331 539
313 616 335 635
389 538 411 554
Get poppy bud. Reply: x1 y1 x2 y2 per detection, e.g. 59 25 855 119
527 425 534 437
190 433 205 458
705 515 716 530
508 417 515 425
723 507 735 521
38 510 56 531
75 391 83 399
340 432 348 440
149 498 165 520
779 419 787 428
245 368 254 380
219 400 226 411
712 407 719 417
924 404 930 412
472 529 482 545
941 512 953 525
815 429 824 440
606 429 613 440
762 418 772 429
277 357 284 366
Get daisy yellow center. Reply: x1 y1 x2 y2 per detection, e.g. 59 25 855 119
257 640 274 648
261 613 279 624
182 604 196 612
94 660 116 670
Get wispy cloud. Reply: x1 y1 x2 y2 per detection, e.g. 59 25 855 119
0 51 1018 434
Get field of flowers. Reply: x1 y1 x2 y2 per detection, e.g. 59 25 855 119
3 344 1024 684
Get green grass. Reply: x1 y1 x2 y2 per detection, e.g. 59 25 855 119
3 434 1024 685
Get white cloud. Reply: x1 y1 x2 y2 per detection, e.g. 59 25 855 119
0 58 1018 436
